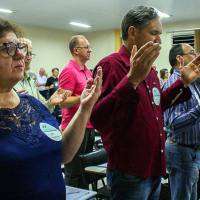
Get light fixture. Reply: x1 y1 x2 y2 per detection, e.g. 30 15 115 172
0 8 13 14
69 22 91 28
154 8 170 18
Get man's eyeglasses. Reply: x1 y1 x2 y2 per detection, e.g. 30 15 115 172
0 42 28 57
182 50 198 56
76 45 91 50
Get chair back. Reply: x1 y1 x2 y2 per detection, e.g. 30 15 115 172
79 148 107 167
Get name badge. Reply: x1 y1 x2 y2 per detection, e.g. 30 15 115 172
152 87 160 106
40 123 62 141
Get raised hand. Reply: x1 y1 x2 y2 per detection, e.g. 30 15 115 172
180 54 200 86
80 67 102 111
49 88 70 106
127 41 161 89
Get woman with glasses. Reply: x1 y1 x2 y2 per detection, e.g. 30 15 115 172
0 18 102 200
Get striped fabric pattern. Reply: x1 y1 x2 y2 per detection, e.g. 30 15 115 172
163 68 200 145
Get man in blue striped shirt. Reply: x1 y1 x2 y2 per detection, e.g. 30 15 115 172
163 43 200 200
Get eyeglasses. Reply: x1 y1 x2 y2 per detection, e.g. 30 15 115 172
26 51 36 57
76 45 91 50
182 50 197 56
0 42 28 57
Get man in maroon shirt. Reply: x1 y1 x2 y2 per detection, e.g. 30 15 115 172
91 6 200 200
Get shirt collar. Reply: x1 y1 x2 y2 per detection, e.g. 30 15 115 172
23 72 31 81
118 45 131 66
173 68 181 77
69 59 87 72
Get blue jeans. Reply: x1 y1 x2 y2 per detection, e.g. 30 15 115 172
166 141 200 200
107 169 161 200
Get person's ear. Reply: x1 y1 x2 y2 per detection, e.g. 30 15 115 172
176 55 184 68
73 47 79 55
127 26 137 41
176 55 183 63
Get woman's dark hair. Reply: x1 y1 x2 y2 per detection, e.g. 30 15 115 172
52 68 59 73
121 6 158 41
0 18 22 38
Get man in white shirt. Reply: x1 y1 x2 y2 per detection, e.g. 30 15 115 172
36 67 49 99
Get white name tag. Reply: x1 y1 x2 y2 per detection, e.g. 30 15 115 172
152 87 160 106
40 123 62 141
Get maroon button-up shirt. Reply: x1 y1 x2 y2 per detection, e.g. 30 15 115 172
91 45 191 178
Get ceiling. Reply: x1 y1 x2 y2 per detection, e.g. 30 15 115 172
0 0 200 32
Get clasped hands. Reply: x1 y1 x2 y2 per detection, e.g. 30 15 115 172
127 41 200 88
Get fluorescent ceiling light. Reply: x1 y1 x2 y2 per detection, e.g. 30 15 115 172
154 8 170 18
0 8 13 14
69 22 91 28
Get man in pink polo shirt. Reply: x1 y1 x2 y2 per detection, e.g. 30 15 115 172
58 35 94 188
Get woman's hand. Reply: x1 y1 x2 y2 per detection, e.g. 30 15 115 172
49 88 70 106
80 66 102 111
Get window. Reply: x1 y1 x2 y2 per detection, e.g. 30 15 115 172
172 32 194 47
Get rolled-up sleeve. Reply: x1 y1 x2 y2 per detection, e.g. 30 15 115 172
170 105 200 134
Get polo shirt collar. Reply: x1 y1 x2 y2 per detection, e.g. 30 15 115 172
70 59 87 71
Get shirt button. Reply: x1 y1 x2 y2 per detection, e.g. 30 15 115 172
147 85 149 89
156 117 159 120
160 134 162 137
161 149 164 153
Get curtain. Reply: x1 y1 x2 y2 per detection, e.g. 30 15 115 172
195 29 200 53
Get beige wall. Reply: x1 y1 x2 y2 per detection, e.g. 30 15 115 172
154 30 172 71
23 25 73 75
85 20 200 72
21 20 200 75
155 20 200 72
85 30 115 68
22 26 115 73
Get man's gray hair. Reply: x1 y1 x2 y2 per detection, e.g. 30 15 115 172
68 35 86 54
121 6 158 41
